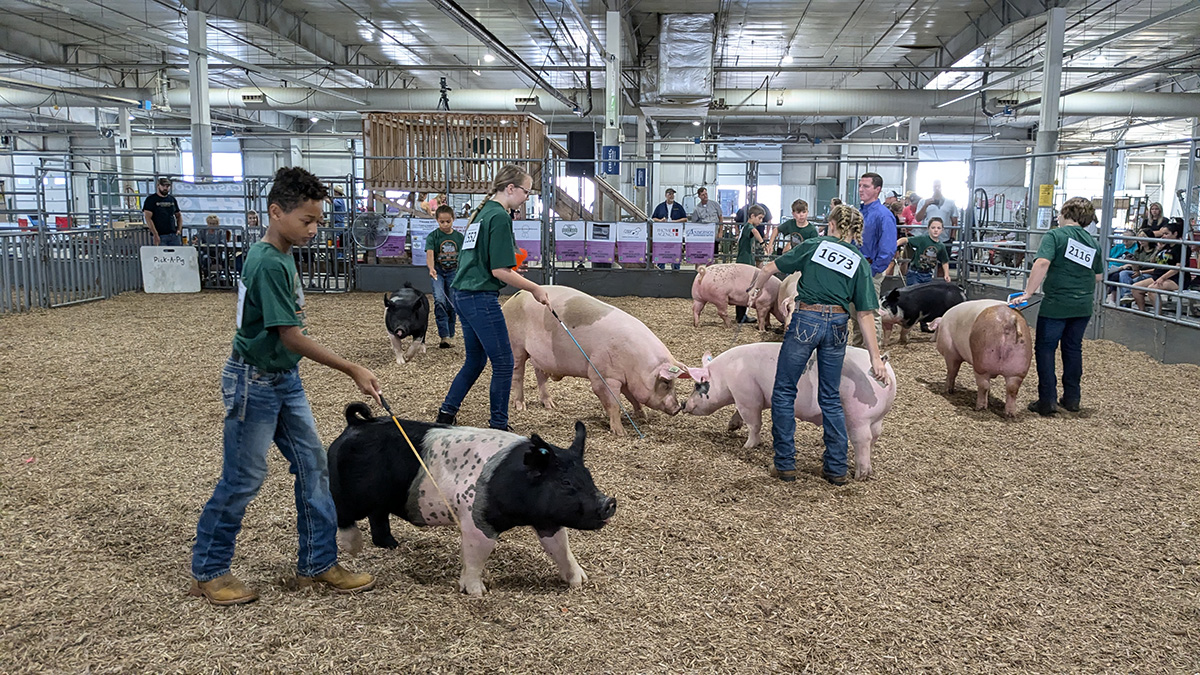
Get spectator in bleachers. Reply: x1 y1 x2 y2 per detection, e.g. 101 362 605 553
198 214 225 279
1112 228 1159 306
1103 228 1139 305
1131 218 1183 313
1141 202 1168 233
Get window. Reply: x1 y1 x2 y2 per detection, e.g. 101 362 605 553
181 152 244 182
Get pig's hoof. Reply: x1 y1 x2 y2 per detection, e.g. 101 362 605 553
540 399 555 410
564 567 588 589
394 356 406 365
459 578 487 597
610 426 627 438
513 400 526 412
742 438 760 449
854 467 873 481
337 527 363 555
372 535 399 549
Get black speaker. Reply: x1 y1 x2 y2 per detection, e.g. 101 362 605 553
565 131 595 177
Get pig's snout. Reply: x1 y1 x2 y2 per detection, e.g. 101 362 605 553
599 497 617 521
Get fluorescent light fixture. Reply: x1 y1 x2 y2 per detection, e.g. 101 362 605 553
128 114 135 121
692 120 701 126
483 52 495 62
781 54 793 65
310 116 319 123
472 69 481 76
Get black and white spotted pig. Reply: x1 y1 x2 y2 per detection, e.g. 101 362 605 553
385 282 429 364
327 403 617 596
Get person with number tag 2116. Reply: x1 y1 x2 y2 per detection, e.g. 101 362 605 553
748 204 891 486
1011 196 1104 416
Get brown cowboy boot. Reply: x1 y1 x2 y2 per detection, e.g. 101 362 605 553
296 564 376 594
188 573 259 606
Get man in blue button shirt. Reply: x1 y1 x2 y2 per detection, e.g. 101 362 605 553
852 172 897 347
652 188 687 270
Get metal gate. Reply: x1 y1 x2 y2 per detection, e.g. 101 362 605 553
293 227 355 293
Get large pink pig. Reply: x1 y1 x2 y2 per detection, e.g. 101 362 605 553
505 286 690 436
935 299 1032 418
691 263 787 332
682 343 897 480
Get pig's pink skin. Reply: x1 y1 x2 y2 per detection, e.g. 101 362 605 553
776 272 801 328
935 299 1032 418
691 263 787 332
505 286 688 436
879 306 908 346
683 343 897 480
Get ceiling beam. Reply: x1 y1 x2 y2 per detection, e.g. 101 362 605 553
912 0 1063 88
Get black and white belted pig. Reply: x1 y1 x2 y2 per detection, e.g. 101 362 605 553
328 403 616 596
879 280 966 346
504 285 691 436
384 282 429 364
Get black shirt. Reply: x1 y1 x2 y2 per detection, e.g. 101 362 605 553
143 193 181 235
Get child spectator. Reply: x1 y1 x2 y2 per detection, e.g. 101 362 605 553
425 204 464 348
734 205 767 324
895 217 950 284
1012 196 1104 416
770 199 820 254
1131 218 1183 313
190 167 380 605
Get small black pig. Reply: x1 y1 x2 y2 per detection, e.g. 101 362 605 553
327 403 617 596
385 282 428 364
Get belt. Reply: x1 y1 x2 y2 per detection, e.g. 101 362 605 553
796 302 846 314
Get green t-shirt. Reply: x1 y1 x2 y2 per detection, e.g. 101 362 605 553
775 236 878 314
776 218 820 247
425 228 465 271
233 241 306 372
452 200 518 292
1035 225 1104 319
907 234 949 272
737 223 758 265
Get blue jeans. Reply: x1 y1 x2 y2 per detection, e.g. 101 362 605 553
1035 315 1090 406
906 269 933 285
771 308 851 476
159 233 181 247
1117 270 1151 298
431 268 457 339
440 290 513 429
192 356 339 581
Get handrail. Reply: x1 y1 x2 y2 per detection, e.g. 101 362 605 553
547 137 648 221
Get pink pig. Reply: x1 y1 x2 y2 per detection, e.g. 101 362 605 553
775 271 802 328
505 286 690 436
935 299 1032 418
691 263 787 332
682 343 897 480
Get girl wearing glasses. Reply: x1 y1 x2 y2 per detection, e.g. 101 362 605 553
437 164 549 431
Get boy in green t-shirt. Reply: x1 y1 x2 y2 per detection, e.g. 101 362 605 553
896 217 951 284
190 167 381 606
769 199 821 255
1012 197 1104 416
425 205 465 348
736 204 766 266
749 204 890 486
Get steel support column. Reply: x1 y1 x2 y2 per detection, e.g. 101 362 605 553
905 118 921 195
1028 7 1065 237
601 10 621 222
187 10 213 180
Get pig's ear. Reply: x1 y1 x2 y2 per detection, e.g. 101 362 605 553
657 363 685 381
383 293 390 307
686 367 707 382
524 436 555 472
702 352 714 366
571 421 587 454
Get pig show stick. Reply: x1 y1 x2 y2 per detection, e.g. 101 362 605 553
547 307 647 439
378 395 461 530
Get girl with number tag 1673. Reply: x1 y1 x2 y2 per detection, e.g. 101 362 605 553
1011 197 1105 416
748 205 891 486
437 164 550 431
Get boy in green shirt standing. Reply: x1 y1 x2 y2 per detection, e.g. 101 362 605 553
1012 197 1104 416
190 167 381 605
749 205 890 485
769 199 820 254
425 204 465 348
736 204 766 266
896 216 951 284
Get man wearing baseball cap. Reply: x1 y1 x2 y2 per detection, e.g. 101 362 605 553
143 177 183 246
652 188 687 223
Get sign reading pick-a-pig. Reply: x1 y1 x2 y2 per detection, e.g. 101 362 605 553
555 220 586 262
616 222 647 263
652 222 683 265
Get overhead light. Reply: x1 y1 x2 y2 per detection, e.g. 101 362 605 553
471 69 481 76
310 116 319 123
483 52 495 62
692 120 701 127
781 54 793 65
127 114 135 121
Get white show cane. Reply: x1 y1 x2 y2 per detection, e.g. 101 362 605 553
547 306 646 439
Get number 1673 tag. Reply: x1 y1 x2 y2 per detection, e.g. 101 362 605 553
811 241 861 278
